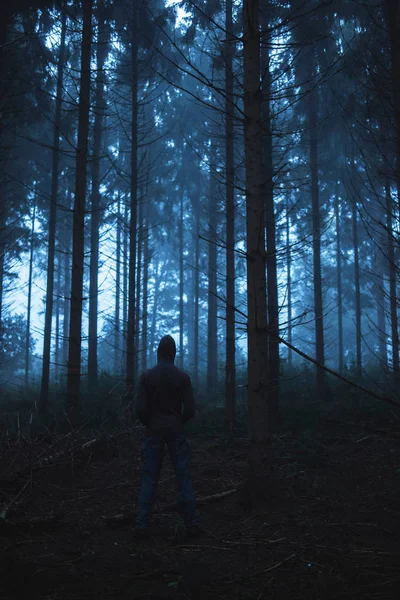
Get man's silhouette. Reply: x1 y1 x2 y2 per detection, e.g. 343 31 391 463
135 335 200 537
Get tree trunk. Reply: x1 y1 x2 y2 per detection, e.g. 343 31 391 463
55 256 61 383
286 197 292 367
0 212 5 347
39 7 67 416
243 0 271 497
260 2 279 423
25 200 36 390
66 0 94 427
334 185 343 374
0 9 8 345
225 0 235 430
385 184 399 374
207 150 218 400
178 191 184 369
385 0 400 190
123 200 128 372
351 182 362 380
126 2 138 400
194 214 200 392
135 194 143 380
142 198 149 372
374 246 387 369
114 195 121 375
63 188 71 371
309 86 325 394
88 5 107 395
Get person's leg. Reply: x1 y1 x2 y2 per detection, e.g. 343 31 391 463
136 435 164 530
167 434 199 527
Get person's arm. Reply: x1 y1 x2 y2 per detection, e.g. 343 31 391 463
136 373 150 426
182 374 195 423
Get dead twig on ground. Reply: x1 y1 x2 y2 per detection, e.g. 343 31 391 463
225 553 296 584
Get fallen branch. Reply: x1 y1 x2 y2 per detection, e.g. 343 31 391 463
0 480 30 521
225 552 296 584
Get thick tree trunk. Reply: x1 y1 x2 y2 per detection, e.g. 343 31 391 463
207 151 218 400
66 0 94 427
385 184 399 374
123 200 128 371
351 187 362 379
114 196 121 375
25 201 36 390
178 191 184 369
88 6 107 395
286 197 292 367
260 2 279 423
194 215 200 392
63 206 71 370
334 185 343 374
243 0 271 496
384 1 400 380
309 87 325 394
126 2 138 400
385 0 400 189
0 214 5 345
142 198 149 372
0 13 8 343
39 7 67 416
225 0 235 430
374 247 387 368
55 256 61 383
135 195 143 380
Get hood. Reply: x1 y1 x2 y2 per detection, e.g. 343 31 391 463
157 335 176 363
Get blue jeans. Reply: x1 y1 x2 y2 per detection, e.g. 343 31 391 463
136 433 199 529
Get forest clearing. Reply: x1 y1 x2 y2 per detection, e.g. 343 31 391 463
1 400 400 600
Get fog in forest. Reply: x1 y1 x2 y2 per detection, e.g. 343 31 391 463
1 0 399 430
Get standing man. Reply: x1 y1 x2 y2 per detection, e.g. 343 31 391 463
135 335 200 538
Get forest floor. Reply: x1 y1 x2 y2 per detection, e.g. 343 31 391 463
0 408 399 600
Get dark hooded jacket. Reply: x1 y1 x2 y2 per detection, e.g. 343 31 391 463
135 335 195 434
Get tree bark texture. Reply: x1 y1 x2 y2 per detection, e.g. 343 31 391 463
39 7 67 416
135 195 143 380
66 0 94 426
114 196 121 375
25 200 36 389
225 0 236 430
385 0 400 189
178 191 184 369
243 0 271 490
351 180 362 379
309 86 325 394
63 193 71 370
374 246 387 369
385 184 399 373
207 148 218 399
88 5 107 394
286 197 292 367
334 185 343 374
126 2 138 399
123 200 128 369
260 1 279 422
142 197 149 372
194 214 200 391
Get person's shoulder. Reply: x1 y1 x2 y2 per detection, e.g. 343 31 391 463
139 366 156 382
174 366 191 383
